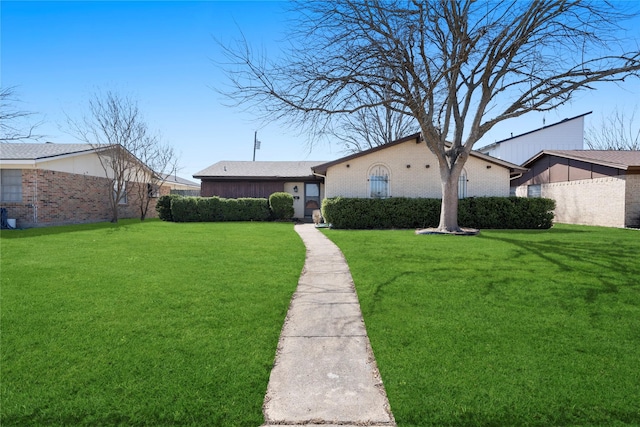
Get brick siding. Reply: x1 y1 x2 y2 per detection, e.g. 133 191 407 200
514 177 627 228
1 169 167 228
324 140 510 199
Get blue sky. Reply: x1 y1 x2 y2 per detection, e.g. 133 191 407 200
2 1 639 180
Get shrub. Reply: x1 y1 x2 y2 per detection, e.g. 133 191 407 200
269 192 295 220
155 194 182 221
322 197 555 230
170 197 200 222
236 198 271 221
169 196 270 222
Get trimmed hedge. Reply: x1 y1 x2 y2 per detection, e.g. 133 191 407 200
169 196 270 222
155 194 183 222
322 197 555 230
269 192 295 220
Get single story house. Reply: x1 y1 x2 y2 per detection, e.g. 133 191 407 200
193 161 327 219
512 150 640 228
313 133 526 199
0 143 169 228
162 173 201 196
478 112 591 165
195 134 525 220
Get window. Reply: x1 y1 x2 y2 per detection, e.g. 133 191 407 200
147 183 159 198
1 169 22 202
369 164 390 198
114 181 127 204
458 170 467 199
527 184 541 198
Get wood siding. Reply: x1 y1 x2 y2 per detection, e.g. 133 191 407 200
514 155 622 186
201 180 285 198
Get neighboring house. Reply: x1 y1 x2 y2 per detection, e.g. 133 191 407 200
162 173 201 196
193 161 327 219
312 133 526 199
0 143 169 228
512 150 640 228
478 112 591 166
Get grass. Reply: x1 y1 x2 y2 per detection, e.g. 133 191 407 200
0 220 306 426
322 224 640 427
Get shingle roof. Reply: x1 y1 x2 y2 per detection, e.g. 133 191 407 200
0 143 98 160
526 150 640 170
193 161 328 179
161 173 200 187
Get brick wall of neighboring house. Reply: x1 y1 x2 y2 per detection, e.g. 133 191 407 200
2 169 166 228
324 140 510 199
625 174 640 228
515 176 627 228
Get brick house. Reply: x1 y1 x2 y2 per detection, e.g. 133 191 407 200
512 150 640 228
0 143 169 228
195 134 524 220
313 133 526 199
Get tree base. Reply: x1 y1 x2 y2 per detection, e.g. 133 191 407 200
415 227 479 236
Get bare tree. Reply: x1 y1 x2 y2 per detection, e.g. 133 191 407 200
132 134 178 220
220 0 640 232
334 96 419 153
0 86 44 142
586 106 640 150
67 91 177 222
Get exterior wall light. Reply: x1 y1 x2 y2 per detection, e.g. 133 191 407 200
293 185 298 192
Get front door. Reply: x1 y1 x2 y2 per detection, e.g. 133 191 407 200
304 182 321 218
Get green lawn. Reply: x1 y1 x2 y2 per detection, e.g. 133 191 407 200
1 220 305 426
323 225 640 427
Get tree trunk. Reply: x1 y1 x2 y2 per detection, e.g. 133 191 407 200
437 166 461 232
110 206 119 223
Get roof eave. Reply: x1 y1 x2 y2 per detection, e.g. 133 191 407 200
312 133 422 174
523 150 634 170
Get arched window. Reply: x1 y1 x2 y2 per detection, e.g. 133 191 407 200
458 170 467 199
369 164 390 198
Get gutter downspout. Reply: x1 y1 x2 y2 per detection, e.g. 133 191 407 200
312 171 326 179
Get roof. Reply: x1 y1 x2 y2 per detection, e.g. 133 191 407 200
193 161 329 180
477 112 592 151
524 150 640 171
161 173 200 187
312 133 527 175
0 143 98 160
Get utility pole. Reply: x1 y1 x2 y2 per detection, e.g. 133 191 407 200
253 131 261 161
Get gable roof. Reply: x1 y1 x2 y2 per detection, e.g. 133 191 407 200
1 143 158 177
523 150 640 172
478 112 592 152
193 161 328 180
0 143 97 160
312 133 527 175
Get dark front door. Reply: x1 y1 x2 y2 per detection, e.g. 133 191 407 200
304 182 321 218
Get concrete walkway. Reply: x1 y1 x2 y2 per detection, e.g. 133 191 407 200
262 224 395 427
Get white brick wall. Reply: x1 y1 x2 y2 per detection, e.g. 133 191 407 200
516 177 627 227
324 141 511 199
